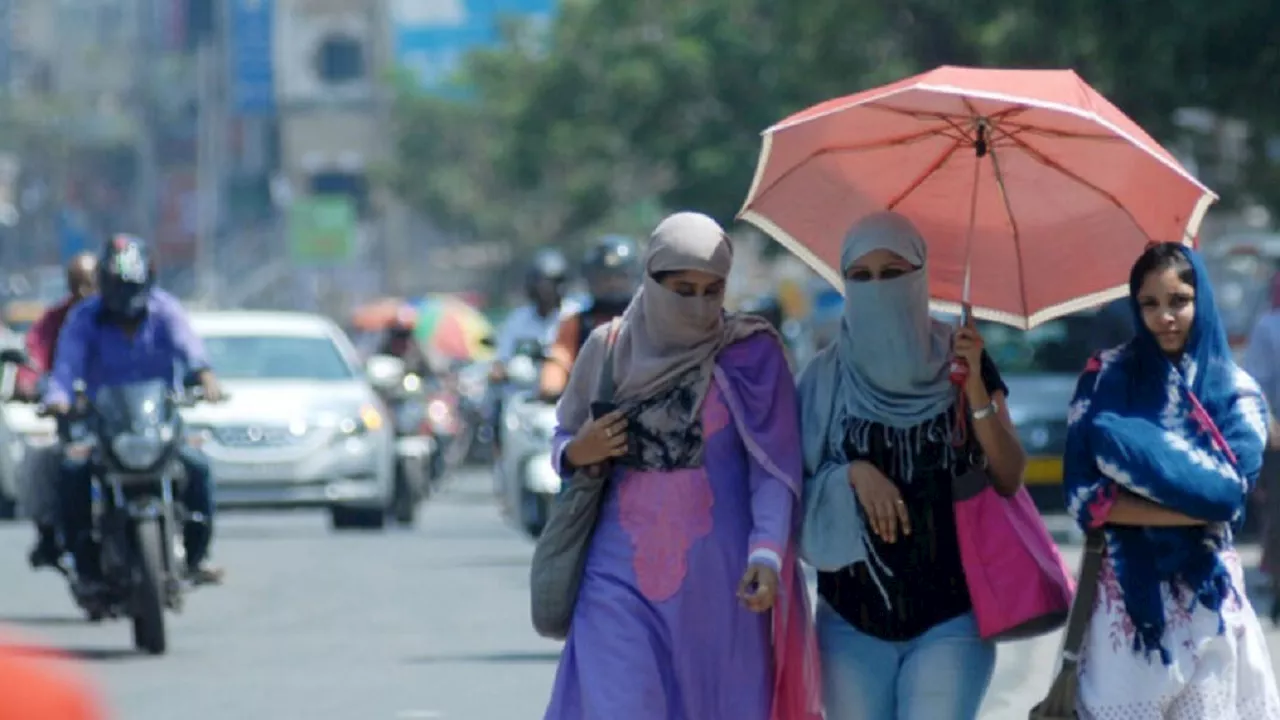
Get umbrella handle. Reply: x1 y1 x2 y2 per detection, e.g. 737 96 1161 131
949 302 973 386
950 302 973 447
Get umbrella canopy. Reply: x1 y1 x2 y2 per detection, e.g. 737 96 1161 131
738 66 1216 328
350 297 409 332
413 294 495 362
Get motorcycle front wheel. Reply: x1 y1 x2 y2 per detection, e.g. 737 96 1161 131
131 517 168 655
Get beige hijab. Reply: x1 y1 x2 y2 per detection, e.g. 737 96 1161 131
556 212 775 436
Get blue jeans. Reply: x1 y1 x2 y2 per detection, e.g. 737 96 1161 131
59 445 216 576
817 600 996 720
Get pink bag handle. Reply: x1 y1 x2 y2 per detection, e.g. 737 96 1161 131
1186 390 1237 465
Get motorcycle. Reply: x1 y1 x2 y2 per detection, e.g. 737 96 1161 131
423 374 465 478
45 376 209 655
454 359 494 466
495 341 559 537
366 355 437 526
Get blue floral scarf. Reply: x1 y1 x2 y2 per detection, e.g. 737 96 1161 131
1063 245 1269 664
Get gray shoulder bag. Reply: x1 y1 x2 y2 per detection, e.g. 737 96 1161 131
1029 530 1106 719
529 322 619 640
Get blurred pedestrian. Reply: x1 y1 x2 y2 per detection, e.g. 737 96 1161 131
1063 242 1280 717
543 213 821 719
1242 269 1280 622
797 212 1025 720
0 632 107 719
23 251 97 571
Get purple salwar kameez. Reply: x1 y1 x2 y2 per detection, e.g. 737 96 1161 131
543 335 814 720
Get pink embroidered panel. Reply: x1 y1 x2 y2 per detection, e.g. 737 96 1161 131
617 384 733 602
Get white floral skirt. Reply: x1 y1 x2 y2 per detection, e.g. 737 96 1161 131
1077 548 1280 719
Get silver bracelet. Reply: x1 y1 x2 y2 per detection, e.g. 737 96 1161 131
971 399 999 421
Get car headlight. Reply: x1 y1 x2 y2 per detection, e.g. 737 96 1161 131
337 404 384 437
185 425 213 449
111 433 165 469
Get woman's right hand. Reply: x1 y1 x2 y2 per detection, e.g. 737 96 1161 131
564 410 629 469
848 461 911 543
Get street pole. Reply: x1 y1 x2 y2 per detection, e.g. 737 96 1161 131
133 0 158 243
194 33 221 305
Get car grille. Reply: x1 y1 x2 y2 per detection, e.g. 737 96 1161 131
212 425 302 448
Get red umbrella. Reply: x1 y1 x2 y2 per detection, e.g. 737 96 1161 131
738 66 1215 328
350 298 409 332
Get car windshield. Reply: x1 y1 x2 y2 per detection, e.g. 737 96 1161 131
202 335 354 381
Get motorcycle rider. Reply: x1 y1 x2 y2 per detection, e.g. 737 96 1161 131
488 250 569 451
538 235 641 401
377 306 439 379
43 235 225 586
25 252 98 569
492 249 569 372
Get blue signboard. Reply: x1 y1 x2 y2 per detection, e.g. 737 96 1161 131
229 0 274 115
393 0 555 93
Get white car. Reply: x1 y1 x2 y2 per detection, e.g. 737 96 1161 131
183 311 396 530
2 400 57 519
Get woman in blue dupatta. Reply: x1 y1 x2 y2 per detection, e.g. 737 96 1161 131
1064 242 1280 719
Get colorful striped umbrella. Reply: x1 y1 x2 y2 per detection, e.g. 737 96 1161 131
413 294 495 362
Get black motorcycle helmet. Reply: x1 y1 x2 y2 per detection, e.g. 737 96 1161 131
582 235 640 314
525 248 569 305
98 234 155 321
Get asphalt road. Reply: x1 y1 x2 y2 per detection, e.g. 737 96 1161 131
0 469 1276 720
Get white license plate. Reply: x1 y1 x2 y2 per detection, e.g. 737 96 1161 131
215 461 298 482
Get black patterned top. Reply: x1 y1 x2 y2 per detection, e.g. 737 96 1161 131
817 351 1007 641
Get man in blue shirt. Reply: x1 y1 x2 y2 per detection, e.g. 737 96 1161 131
44 235 225 586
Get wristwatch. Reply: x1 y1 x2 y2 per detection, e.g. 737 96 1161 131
971 399 999 421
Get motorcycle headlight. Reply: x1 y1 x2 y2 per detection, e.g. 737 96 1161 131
427 399 451 425
111 433 165 470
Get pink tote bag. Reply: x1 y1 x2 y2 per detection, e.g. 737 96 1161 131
952 469 1076 641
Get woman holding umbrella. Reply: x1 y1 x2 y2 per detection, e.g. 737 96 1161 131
797 211 1025 718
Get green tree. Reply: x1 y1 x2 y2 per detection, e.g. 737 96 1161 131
388 0 1280 243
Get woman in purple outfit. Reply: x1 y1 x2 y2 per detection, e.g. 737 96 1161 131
543 212 822 720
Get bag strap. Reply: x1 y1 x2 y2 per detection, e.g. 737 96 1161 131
592 319 621 405
1059 529 1106 669
1186 389 1238 465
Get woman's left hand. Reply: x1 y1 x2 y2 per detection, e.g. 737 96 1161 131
737 562 779 613
952 320 985 370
